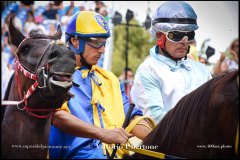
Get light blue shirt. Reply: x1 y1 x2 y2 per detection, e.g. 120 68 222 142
131 46 212 124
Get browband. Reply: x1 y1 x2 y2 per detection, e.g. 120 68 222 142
152 18 197 25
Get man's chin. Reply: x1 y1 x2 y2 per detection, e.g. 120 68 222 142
176 53 187 58
91 61 98 65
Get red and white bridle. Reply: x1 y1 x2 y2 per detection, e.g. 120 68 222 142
2 38 55 118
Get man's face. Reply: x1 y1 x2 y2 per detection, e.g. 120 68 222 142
83 38 107 65
156 32 192 59
126 70 134 80
165 38 190 59
232 40 239 55
70 37 107 66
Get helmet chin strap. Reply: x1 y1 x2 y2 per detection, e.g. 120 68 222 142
67 40 93 70
78 39 92 70
80 53 92 70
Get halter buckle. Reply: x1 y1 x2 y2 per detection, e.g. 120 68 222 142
37 67 48 88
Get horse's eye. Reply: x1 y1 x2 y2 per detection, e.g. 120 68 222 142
48 50 59 60
20 45 30 55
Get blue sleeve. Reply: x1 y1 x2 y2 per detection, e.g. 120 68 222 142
119 82 143 120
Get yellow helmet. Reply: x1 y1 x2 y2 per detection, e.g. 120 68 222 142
65 11 110 55
65 11 110 69
66 11 110 41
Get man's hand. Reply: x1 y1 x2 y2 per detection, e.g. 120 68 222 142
230 50 238 63
52 110 133 144
220 53 226 62
98 128 133 144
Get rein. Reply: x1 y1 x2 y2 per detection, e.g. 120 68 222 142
1 38 55 119
119 116 185 159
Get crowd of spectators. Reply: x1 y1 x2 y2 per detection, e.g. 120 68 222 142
1 1 109 99
1 1 109 72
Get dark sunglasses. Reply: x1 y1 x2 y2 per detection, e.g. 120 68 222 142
165 31 195 43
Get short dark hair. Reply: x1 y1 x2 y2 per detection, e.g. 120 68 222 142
123 67 133 72
20 1 34 6
54 1 62 6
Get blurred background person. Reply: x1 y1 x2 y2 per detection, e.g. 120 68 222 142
213 38 239 76
118 67 134 103
1 59 14 100
24 11 38 35
187 39 199 62
42 1 59 21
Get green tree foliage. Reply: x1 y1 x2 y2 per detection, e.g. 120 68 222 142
112 19 155 77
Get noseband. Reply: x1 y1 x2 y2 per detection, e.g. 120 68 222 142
2 37 56 118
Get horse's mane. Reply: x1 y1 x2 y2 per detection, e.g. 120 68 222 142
142 70 238 151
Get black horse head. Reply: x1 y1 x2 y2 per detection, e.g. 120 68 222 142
8 17 76 109
1 17 76 159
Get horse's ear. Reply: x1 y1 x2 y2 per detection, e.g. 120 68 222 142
8 16 25 47
50 25 62 40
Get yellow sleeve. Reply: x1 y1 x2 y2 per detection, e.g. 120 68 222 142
57 101 71 113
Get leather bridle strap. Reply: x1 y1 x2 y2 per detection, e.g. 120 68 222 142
1 38 55 118
1 58 39 107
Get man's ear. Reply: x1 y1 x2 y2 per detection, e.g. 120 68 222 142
71 37 79 45
156 32 164 40
69 37 74 44
156 32 166 49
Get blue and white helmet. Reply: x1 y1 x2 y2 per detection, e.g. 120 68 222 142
150 1 199 38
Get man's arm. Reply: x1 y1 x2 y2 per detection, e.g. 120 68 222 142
129 115 153 140
131 70 166 124
52 110 133 144
213 53 226 76
230 50 239 63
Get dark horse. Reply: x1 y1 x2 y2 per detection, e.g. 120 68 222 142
1 17 76 159
128 70 238 159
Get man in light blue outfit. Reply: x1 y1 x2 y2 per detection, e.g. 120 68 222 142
131 1 212 124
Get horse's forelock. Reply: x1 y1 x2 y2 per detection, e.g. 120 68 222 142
29 33 51 40
29 33 61 41
29 25 62 41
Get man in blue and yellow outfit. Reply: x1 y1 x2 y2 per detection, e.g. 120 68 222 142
49 11 154 159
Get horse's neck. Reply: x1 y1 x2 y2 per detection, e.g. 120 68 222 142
2 106 52 158
7 76 20 101
1 79 52 159
6 74 33 100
